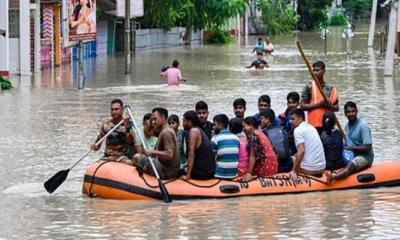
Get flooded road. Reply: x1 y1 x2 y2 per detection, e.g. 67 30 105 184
1 24 400 239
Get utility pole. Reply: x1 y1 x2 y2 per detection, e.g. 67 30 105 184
124 0 131 74
368 0 378 47
384 0 398 76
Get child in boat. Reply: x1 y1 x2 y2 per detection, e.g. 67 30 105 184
160 60 183 86
229 117 248 177
168 114 187 171
211 114 240 179
242 117 278 181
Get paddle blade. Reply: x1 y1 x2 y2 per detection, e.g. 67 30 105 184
158 179 172 203
44 169 70 193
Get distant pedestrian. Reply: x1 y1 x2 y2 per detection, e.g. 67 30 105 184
160 60 185 86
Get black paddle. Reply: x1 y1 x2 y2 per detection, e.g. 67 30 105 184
125 105 172 203
44 118 125 193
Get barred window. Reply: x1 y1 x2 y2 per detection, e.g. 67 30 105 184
9 9 20 38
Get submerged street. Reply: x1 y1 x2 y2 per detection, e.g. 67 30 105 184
1 25 400 239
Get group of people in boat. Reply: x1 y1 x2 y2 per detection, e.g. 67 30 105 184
91 60 374 184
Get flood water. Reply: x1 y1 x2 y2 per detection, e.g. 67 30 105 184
1 24 400 239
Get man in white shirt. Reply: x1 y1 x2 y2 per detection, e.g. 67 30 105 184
289 109 326 181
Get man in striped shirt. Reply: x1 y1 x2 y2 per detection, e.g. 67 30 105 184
211 114 240 179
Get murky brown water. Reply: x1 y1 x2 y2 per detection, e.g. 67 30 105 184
1 24 400 239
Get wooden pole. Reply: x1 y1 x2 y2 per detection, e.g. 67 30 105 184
368 0 378 47
384 1 398 76
53 4 61 66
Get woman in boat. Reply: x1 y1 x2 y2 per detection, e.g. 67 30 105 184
320 111 345 170
242 117 278 181
229 117 248 177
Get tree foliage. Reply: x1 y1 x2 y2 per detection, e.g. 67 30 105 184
256 0 298 35
342 0 371 18
297 0 333 30
139 0 247 31
329 12 347 26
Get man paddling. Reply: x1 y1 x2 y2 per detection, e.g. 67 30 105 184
300 61 338 134
326 102 374 184
90 99 142 164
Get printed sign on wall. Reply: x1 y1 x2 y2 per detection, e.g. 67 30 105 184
68 0 96 41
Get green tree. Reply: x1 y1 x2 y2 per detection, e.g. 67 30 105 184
297 0 333 30
343 0 371 18
256 0 298 35
139 0 247 32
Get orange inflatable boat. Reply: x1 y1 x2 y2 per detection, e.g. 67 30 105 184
82 160 400 201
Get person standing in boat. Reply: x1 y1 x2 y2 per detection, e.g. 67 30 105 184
211 114 240 179
195 101 214 140
326 102 374 184
246 52 269 69
90 99 143 164
160 60 184 86
289 109 326 181
300 61 339 134
233 98 247 120
242 116 278 181
182 110 216 180
132 107 180 179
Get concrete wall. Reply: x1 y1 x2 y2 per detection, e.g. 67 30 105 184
135 27 203 50
0 0 9 76
9 39 20 73
96 20 108 54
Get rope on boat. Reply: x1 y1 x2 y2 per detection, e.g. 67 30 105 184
88 160 113 197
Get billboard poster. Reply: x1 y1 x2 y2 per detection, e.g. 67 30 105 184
116 0 144 18
68 0 96 41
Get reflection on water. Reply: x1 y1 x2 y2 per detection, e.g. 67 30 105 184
1 25 400 238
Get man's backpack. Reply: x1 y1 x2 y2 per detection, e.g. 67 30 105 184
263 126 290 159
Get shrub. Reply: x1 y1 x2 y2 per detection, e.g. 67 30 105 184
329 12 347 26
205 30 233 44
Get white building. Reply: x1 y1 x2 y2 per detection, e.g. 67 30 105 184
1 0 42 77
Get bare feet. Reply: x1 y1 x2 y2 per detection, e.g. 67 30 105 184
325 172 334 185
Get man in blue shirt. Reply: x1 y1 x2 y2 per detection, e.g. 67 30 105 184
326 101 373 184
254 95 280 126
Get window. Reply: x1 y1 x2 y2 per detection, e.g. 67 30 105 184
9 9 20 38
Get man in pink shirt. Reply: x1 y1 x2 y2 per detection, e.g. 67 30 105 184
160 60 183 86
